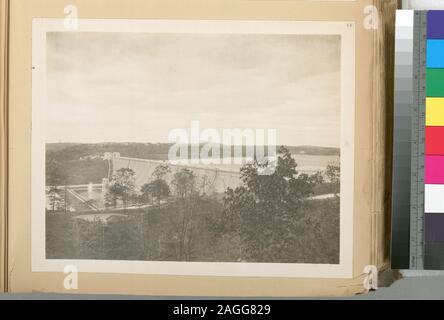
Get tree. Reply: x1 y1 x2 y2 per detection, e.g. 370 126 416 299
106 168 136 211
140 179 170 207
104 191 117 209
199 174 213 196
325 164 340 196
138 164 171 258
140 183 153 206
172 168 196 199
46 159 67 212
171 168 198 260
152 164 171 180
104 216 143 260
307 171 324 185
221 146 316 262
139 164 171 207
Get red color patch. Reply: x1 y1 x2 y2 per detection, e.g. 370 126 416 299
426 126 444 155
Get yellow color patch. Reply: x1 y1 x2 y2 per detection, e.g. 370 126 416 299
426 98 444 126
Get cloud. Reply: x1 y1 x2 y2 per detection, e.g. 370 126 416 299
46 32 341 147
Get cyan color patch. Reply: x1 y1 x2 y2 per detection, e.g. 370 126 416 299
427 40 444 68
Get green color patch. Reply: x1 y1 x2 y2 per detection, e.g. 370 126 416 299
427 68 444 97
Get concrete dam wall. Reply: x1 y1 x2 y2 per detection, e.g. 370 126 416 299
112 156 242 194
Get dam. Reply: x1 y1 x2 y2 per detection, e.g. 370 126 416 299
107 153 242 194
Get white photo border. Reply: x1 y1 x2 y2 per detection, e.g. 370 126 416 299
32 19 355 278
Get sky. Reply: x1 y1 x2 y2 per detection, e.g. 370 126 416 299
46 32 341 147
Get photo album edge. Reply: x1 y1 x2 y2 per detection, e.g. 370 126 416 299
2 0 397 297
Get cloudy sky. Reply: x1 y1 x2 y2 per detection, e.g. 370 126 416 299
46 32 341 147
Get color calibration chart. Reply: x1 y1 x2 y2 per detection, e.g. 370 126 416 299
424 10 444 270
392 10 444 270
393 10 444 270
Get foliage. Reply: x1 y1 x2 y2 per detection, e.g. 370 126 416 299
171 168 198 260
325 164 340 195
46 147 340 264
152 164 171 180
139 164 171 206
140 179 171 206
47 214 144 260
46 159 68 212
46 213 76 258
106 168 136 210
219 146 338 262
172 168 196 198
104 216 143 260
46 195 339 264
47 186 65 212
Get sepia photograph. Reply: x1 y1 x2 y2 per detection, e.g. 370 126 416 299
32 20 355 277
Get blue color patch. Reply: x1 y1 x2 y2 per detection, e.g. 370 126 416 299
427 40 444 69
428 11 444 40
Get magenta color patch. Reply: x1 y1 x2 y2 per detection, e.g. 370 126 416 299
426 156 444 184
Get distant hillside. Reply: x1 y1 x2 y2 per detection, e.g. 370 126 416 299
46 143 172 162
286 146 340 156
46 142 340 162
